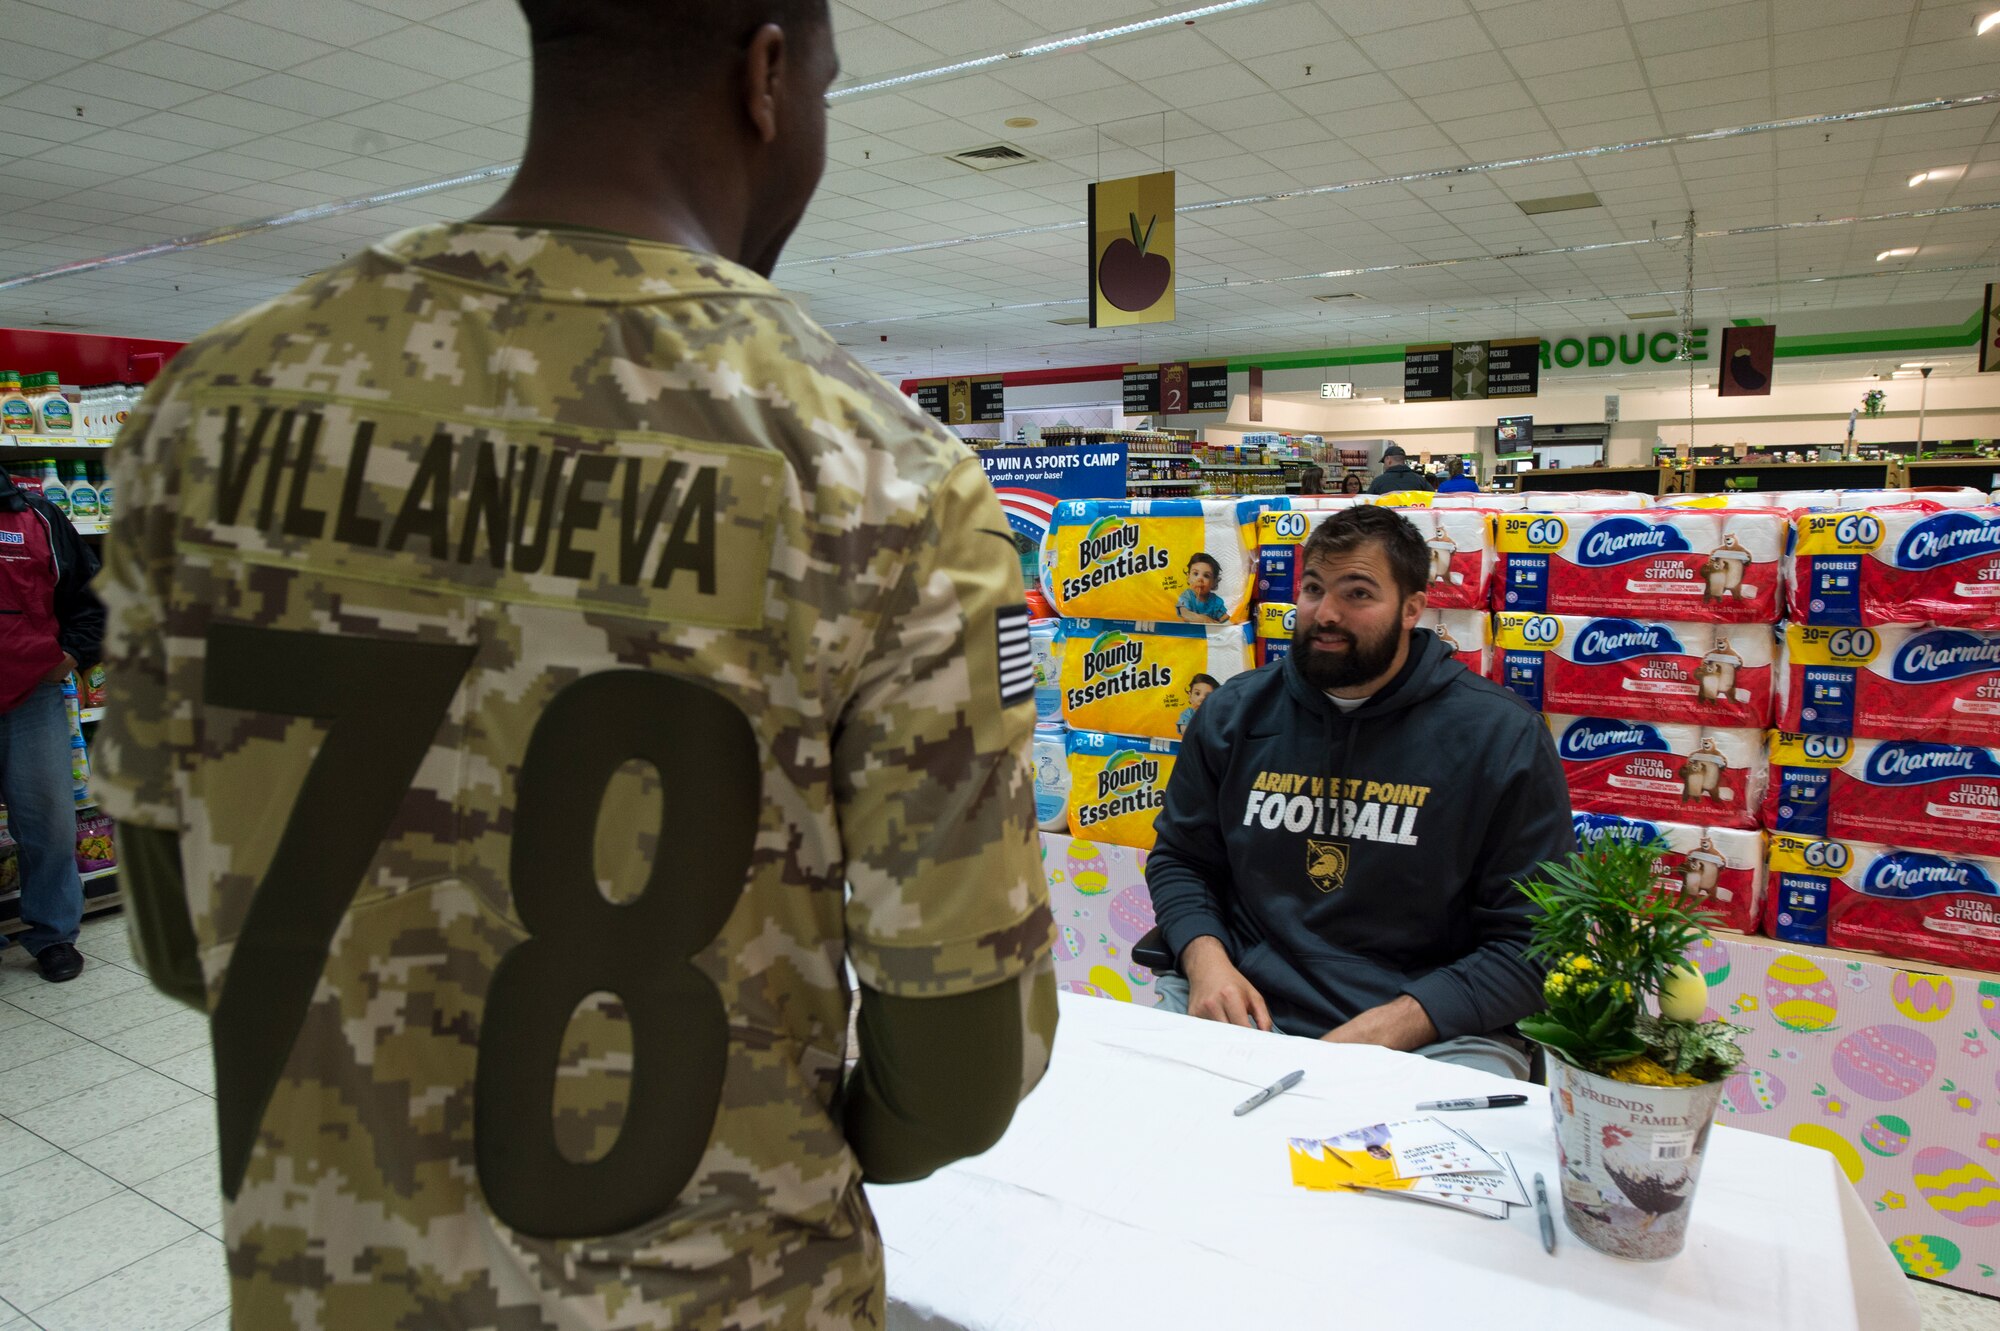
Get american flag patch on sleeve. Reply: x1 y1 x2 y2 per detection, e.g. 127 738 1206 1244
996 604 1034 707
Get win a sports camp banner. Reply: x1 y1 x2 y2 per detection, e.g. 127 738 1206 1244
978 445 1129 590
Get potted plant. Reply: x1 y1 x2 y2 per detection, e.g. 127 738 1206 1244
1516 836 1747 1260
1861 388 1886 418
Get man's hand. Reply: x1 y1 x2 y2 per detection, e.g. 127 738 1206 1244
1320 995 1437 1052
43 653 77 685
1182 935 1273 1032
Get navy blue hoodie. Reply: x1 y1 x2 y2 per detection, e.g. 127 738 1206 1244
1146 628 1572 1042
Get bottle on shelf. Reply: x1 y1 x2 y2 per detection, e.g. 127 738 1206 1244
28 374 72 434
67 460 99 521
93 459 113 519
0 373 33 435
40 459 68 515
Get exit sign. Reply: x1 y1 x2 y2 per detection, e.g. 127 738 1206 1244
1320 381 1355 399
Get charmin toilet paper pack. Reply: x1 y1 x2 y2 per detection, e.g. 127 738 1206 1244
1549 715 1765 830
1654 490 1843 512
1065 729 1179 850
1256 504 1492 610
1763 732 2000 858
1255 601 1294 668
1787 504 2000 629
1766 835 2000 971
1055 618 1252 741
1776 622 2000 746
1496 508 1785 622
1493 614 1775 729
1571 813 1767 934
1043 497 1262 623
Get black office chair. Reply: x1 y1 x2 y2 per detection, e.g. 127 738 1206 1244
1126 925 1546 1086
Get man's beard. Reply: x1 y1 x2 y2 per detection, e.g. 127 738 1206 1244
1292 617 1402 691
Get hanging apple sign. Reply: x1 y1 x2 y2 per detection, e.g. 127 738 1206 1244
1088 170 1176 329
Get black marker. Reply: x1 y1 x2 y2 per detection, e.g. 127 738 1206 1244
1415 1095 1529 1111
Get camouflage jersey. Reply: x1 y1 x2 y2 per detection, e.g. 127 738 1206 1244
92 223 1056 1330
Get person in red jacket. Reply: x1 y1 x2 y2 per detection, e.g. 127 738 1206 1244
0 465 104 981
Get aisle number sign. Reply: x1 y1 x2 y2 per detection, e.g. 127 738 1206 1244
1123 361 1228 414
1088 171 1175 329
909 375 1005 425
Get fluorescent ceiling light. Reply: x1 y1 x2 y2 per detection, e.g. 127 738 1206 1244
1890 370 1923 378
1899 361 1938 369
1908 166 1965 187
1979 9 2000 36
1875 247 1917 261
826 0 1271 101
1515 192 1603 216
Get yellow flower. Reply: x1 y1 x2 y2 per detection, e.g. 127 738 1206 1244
1545 972 1570 996
1880 1191 1906 1211
1569 955 1595 973
1737 994 1759 1012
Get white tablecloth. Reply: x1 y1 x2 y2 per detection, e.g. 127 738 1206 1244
870 993 1917 1331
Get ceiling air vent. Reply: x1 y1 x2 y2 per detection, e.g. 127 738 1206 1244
1048 315 1090 326
947 142 1040 171
1515 192 1602 216
1626 309 1677 320
1313 292 1365 303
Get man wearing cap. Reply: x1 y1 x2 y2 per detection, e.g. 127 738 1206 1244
1368 444 1435 496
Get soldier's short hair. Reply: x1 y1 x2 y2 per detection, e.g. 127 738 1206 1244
1299 506 1429 601
517 0 831 83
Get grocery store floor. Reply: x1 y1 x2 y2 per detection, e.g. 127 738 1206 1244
0 913 1995 1330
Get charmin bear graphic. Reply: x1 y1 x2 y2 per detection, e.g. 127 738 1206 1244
1426 531 1459 587
1699 533 1753 602
1679 833 1725 902
1678 736 1731 804
1697 636 1744 705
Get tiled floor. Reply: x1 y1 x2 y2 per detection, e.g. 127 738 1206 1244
0 913 1994 1331
0 913 226 1331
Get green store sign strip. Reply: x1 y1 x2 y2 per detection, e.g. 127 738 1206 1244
1229 308 1984 377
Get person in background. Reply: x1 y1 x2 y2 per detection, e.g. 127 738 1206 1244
1366 443 1434 495
1296 464 1325 496
1339 472 1366 496
0 462 102 983
92 1 1056 1326
1145 507 1572 1078
1434 457 1480 494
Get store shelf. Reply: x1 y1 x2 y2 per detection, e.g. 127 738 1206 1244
0 436 113 450
81 866 117 883
80 708 103 724
1127 452 1191 460
1193 463 1283 472
71 519 108 536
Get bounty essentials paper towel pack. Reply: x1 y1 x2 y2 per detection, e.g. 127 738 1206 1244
1570 813 1766 935
1766 835 2000 970
1775 622 2000 746
1065 729 1179 850
1549 715 1765 830
1033 724 1072 832
1787 504 2000 629
1256 505 1492 610
1763 732 2000 858
1043 498 1262 624
1493 614 1775 730
1055 618 1252 741
1495 507 1785 623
